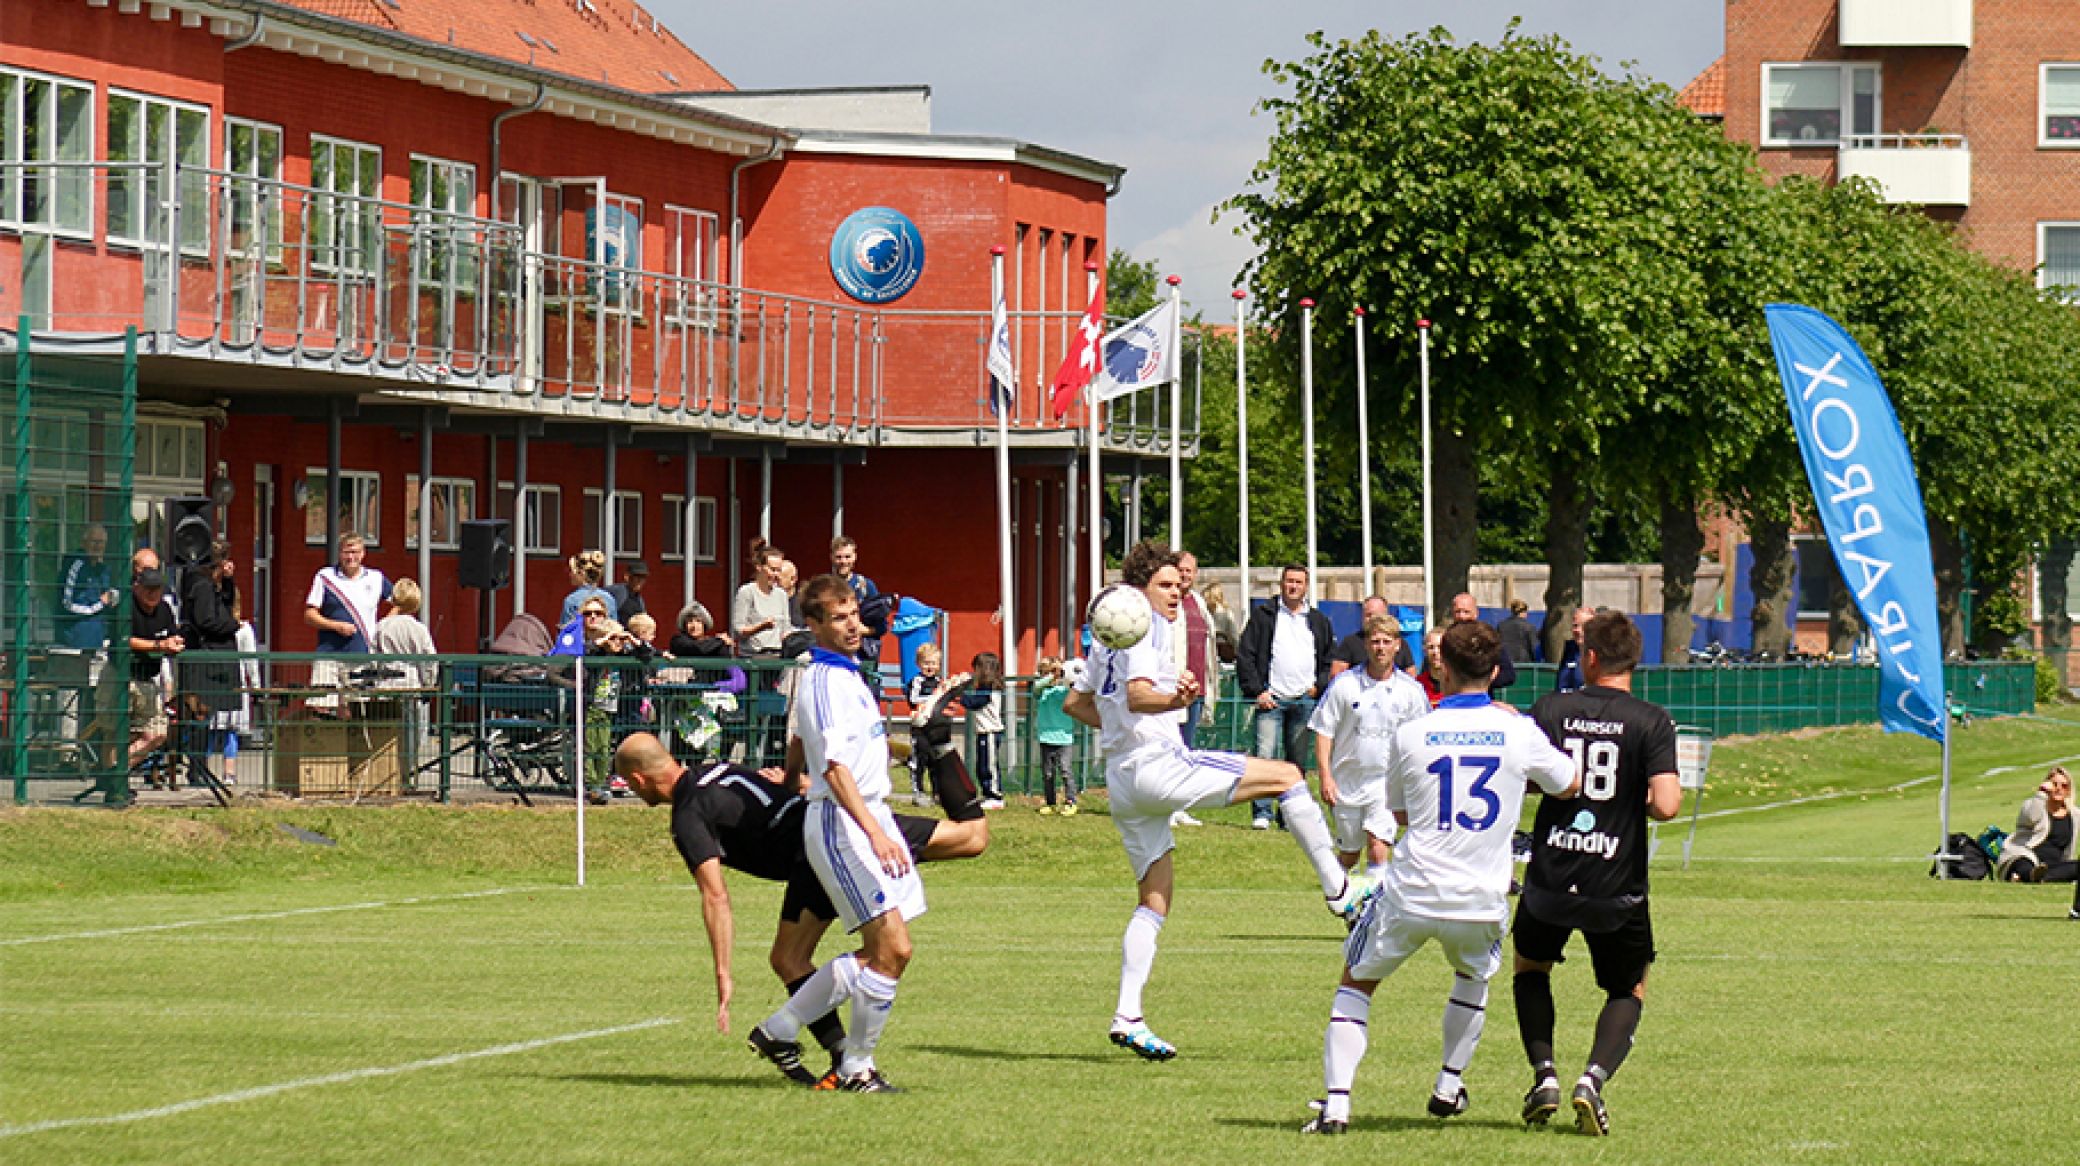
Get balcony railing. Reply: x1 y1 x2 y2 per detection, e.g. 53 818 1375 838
1838 134 1972 206
0 160 1197 453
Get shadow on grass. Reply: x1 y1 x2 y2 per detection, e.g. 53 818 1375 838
1962 912 2076 922
1218 1114 1525 1135
913 1043 1113 1064
551 1072 776 1090
1220 933 1347 944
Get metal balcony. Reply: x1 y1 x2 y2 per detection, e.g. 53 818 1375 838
1838 134 1971 206
1838 0 1971 49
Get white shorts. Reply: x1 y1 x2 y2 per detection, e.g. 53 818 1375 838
1108 747 1247 880
803 799 927 934
1343 882 1505 983
1330 799 1397 854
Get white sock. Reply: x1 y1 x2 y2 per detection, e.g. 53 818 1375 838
1366 860 1387 882
761 952 859 1041
1436 973 1488 1097
1113 906 1165 1028
837 967 900 1077
1279 786 1349 898
1323 985 1371 1123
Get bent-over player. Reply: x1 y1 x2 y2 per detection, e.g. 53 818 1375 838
1302 620 1579 1135
1065 540 1366 1062
1514 610 1681 1136
1310 615 1430 896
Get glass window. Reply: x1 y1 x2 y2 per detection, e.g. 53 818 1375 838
665 205 718 327
596 192 642 314
405 475 476 550
1 68 94 235
304 468 382 546
661 494 718 564
2044 66 2080 143
409 155 478 291
2040 223 2080 299
582 489 641 557
106 91 209 252
494 482 562 555
310 135 382 275
225 118 283 261
1764 63 1880 146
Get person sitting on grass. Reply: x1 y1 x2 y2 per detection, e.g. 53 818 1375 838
1999 767 2078 883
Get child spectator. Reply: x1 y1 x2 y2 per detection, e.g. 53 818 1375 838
908 642 944 709
1033 655 1078 816
625 612 659 652
961 651 1007 809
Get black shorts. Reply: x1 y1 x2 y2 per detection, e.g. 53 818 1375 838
779 812 940 924
1512 899 1656 996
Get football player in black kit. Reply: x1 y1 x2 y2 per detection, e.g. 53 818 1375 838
1513 612 1682 1136
613 732 987 1085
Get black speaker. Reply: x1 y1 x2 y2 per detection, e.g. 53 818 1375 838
459 518 513 590
165 497 215 568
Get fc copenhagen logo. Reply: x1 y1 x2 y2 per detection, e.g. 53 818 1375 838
829 207 925 304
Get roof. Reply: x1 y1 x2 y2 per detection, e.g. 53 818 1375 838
268 0 731 93
1678 56 1724 121
785 130 1124 189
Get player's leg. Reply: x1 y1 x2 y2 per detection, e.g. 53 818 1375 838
1431 918 1508 1118
915 719 985 820
1510 908 1569 1124
1305 893 1417 1133
916 814 988 860
1109 818 1178 1060
769 873 848 1078
1571 911 1656 1136
1228 754 1359 911
826 907 911 1089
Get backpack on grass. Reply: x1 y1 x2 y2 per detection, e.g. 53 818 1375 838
1931 832 1991 880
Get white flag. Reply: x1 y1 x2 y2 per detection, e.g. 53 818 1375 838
988 288 1016 414
1089 299 1179 402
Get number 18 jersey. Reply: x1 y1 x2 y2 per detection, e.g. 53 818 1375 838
1384 695 1577 922
1524 684 1678 913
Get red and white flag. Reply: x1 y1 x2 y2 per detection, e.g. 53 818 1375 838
1049 294 1106 421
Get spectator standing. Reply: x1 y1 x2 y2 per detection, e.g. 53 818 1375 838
1236 564 1334 829
1498 598 1540 665
179 540 241 779
1033 655 1078 815
961 651 1007 809
1449 591 1517 692
303 533 391 711
832 536 892 668
669 603 734 658
560 550 617 626
58 523 119 651
1173 553 1216 748
2000 767 2078 883
110 567 182 775
732 541 789 656
1202 581 1240 666
605 560 650 622
225 601 260 786
1419 626 1446 705
375 578 439 785
1554 606 1596 693
1331 595 1414 678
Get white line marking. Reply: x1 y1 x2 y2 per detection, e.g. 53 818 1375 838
0 1017 680 1139
1692 749 2080 823
0 886 562 948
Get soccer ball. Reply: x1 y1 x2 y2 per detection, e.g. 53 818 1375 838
1087 585 1153 650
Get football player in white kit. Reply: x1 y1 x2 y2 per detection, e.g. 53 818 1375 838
1065 541 1366 1062
1310 614 1430 895
1301 619 1580 1134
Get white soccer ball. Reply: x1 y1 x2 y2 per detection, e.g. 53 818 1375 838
1087 585 1153 650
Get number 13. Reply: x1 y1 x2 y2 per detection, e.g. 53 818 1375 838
1428 754 1501 832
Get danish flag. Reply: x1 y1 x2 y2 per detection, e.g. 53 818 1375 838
1049 294 1107 421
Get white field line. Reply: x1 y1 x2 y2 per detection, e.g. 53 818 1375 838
0 886 563 948
1690 749 2080 823
0 1017 680 1140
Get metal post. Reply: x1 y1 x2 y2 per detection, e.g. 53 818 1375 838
1300 298 1317 602
514 425 530 623
1065 455 1080 643
418 410 433 625
1166 274 1183 545
326 398 342 554
758 446 773 543
1354 307 1372 586
603 429 619 567
1419 319 1434 620
1084 263 1102 603
992 247 1019 676
684 434 699 612
1234 289 1249 606
833 461 845 539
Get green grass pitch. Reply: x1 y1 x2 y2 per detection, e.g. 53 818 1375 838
4 714 2078 1164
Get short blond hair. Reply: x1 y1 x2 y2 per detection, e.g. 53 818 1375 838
626 612 657 640
916 642 942 666
338 532 366 552
390 578 423 615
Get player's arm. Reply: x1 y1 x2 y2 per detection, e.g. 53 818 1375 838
1126 676 1194 715
691 857 735 1032
1529 733 1583 799
824 759 908 877
783 735 807 788
1063 686 1101 729
1309 691 1342 804
1645 772 1683 821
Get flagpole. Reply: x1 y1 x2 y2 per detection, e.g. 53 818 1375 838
1166 274 1183 547
1418 318 1434 622
1354 306 1372 590
1233 288 1249 607
1301 298 1317 603
1085 262 1102 607
992 246 1018 676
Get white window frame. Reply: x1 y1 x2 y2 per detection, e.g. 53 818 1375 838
664 203 719 327
582 488 642 558
660 494 718 564
2038 221 2080 300
598 190 643 317
309 134 382 276
494 481 562 557
1762 62 1881 148
409 154 478 291
2041 64 2080 147
105 88 209 254
303 467 382 547
0 66 95 237
135 416 208 483
224 116 283 262
404 474 476 550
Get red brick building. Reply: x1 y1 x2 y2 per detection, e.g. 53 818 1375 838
2 0 1172 672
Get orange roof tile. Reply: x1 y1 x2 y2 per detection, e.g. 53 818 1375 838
1678 55 1724 120
270 0 733 94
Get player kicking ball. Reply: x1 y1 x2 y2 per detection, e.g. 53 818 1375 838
1512 611 1681 1136
1301 620 1579 1135
1064 540 1367 1063
613 733 987 1086
739 576 917 1093
1309 615 1430 914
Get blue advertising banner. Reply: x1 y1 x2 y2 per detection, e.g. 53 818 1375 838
1764 303 1946 742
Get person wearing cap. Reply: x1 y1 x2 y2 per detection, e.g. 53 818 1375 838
105 566 183 774
608 560 651 622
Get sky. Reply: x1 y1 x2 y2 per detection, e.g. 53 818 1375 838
651 1 1725 314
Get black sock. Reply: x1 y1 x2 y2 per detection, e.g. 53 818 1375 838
785 973 846 1055
1586 995 1642 1084
930 748 984 821
1513 971 1556 1073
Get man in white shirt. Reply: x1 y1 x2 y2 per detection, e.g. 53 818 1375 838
745 574 915 1093
1310 615 1430 891
303 533 391 710
1236 564 1335 828
1301 620 1580 1135
1065 541 1367 1063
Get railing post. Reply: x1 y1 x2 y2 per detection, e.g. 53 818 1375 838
163 156 182 338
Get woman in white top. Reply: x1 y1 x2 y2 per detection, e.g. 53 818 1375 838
374 578 439 786
731 540 791 656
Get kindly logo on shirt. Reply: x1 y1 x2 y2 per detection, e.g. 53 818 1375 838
1548 809 1619 860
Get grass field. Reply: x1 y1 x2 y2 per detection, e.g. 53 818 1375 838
5 713 2080 1164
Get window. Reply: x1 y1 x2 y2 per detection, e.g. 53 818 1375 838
303 468 381 546
404 475 476 550
134 417 207 482
310 135 382 275
2040 223 2080 299
1763 63 1879 147
0 67 94 235
409 155 478 290
582 489 641 558
597 191 642 313
494 482 562 556
106 90 209 252
1793 535 1833 620
665 204 718 326
2043 66 2080 144
225 118 283 261
661 494 718 564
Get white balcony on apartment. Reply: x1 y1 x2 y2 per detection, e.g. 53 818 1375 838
1838 134 1971 206
1838 0 1972 48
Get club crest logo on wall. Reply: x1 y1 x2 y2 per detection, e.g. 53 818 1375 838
829 207 925 304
